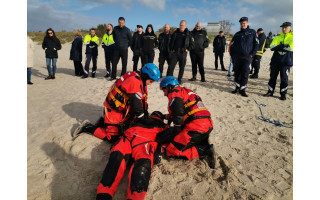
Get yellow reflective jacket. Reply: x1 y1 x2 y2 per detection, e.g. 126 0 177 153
102 32 115 47
83 34 99 45
270 31 293 52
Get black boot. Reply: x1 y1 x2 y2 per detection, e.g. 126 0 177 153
45 74 52 80
52 74 55 79
82 74 88 79
92 73 96 78
239 89 248 97
250 73 258 79
27 81 33 85
188 77 196 81
280 94 286 100
201 75 206 82
96 193 112 200
231 87 239 94
196 143 216 169
264 91 273 97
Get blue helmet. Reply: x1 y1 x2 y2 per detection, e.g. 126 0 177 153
141 63 161 82
160 76 179 89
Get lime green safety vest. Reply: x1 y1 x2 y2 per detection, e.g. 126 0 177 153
83 34 99 45
102 32 115 46
270 31 293 53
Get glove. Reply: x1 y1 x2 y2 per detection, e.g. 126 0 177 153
156 127 174 143
271 43 284 51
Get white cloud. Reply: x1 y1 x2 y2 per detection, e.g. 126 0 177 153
79 0 132 10
27 3 114 31
137 0 166 11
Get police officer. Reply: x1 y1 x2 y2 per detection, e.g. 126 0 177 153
111 17 132 80
130 25 144 71
102 24 115 78
189 22 209 82
158 24 171 78
264 22 293 100
250 28 266 78
230 17 259 97
83 28 99 78
167 20 194 84
213 31 227 71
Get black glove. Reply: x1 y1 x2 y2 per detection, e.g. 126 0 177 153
156 127 174 143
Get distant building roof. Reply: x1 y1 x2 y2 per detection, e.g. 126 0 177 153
207 22 221 34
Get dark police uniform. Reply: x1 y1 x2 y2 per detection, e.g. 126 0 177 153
230 17 258 96
190 28 209 81
167 28 194 83
158 32 171 78
130 30 144 71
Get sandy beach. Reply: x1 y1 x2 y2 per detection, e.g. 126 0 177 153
27 43 293 200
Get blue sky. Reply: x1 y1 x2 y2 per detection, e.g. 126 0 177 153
28 0 293 34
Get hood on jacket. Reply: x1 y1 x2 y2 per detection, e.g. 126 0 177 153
145 24 155 35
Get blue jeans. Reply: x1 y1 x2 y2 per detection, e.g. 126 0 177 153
46 58 57 75
228 57 233 75
27 67 32 82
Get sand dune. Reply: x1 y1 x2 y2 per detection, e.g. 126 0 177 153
27 43 293 199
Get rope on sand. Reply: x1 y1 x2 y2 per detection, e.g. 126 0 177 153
253 99 293 128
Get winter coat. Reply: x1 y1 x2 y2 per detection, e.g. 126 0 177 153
70 36 83 61
142 24 158 53
130 31 144 53
169 28 194 51
113 25 132 50
270 31 293 66
42 36 62 58
27 36 34 67
191 29 209 53
158 32 171 53
230 26 259 59
213 35 226 53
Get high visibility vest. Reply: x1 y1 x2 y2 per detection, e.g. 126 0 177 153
105 72 147 113
270 31 293 52
102 33 115 46
83 34 99 45
168 87 211 124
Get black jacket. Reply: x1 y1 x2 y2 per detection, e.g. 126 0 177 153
169 28 194 51
42 37 62 58
130 32 144 53
113 25 132 50
191 29 209 53
69 36 82 61
230 26 259 59
257 32 267 54
158 32 171 53
213 35 226 53
142 25 158 53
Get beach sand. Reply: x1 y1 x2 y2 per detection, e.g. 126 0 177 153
27 43 293 200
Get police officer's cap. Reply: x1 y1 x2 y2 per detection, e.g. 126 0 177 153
137 25 143 28
280 22 291 27
257 28 263 32
239 17 248 22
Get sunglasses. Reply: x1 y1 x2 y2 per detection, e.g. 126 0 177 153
48 32 53 34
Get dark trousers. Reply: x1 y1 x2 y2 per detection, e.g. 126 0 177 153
142 51 155 67
132 50 144 71
214 52 225 70
73 61 84 76
104 49 113 75
251 55 261 75
190 51 205 79
112 48 128 78
158 52 170 77
167 51 187 81
84 54 97 75
268 65 291 95
233 56 252 90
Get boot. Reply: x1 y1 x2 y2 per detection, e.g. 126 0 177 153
264 91 273 97
188 77 196 81
250 73 258 79
231 87 239 94
201 75 206 82
96 193 112 200
52 74 55 79
92 72 95 78
221 67 227 71
82 74 88 79
206 144 216 169
196 143 216 169
239 89 248 97
27 81 33 85
45 74 52 80
280 94 286 100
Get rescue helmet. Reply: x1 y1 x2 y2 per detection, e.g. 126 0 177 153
160 76 179 91
141 63 161 82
